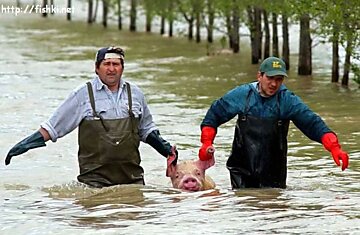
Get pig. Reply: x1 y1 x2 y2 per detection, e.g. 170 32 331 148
168 160 215 191
167 157 215 192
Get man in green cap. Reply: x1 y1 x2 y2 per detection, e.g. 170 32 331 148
197 56 349 189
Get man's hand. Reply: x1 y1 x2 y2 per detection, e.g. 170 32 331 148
321 132 349 171
330 148 349 171
5 131 46 165
198 126 216 161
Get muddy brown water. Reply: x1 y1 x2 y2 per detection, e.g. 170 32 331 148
0 12 359 235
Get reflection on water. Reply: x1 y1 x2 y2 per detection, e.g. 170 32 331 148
44 183 150 229
0 13 359 235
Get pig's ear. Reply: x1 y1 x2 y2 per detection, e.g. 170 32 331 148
195 157 215 170
166 151 178 177
166 164 176 177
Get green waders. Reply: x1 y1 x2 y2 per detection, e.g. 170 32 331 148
77 82 144 187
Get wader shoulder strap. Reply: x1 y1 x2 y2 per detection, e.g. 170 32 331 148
125 82 135 118
86 82 98 118
244 89 253 116
276 91 281 115
125 82 138 133
86 82 109 131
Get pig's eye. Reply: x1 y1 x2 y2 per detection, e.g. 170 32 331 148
195 170 201 176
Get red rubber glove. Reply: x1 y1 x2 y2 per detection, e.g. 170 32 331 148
198 126 216 161
321 132 349 171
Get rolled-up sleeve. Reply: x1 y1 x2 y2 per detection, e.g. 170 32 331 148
41 90 84 142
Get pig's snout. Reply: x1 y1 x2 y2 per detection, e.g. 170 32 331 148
180 176 202 192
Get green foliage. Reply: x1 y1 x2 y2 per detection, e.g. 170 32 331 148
146 0 178 21
80 0 360 86
311 0 360 85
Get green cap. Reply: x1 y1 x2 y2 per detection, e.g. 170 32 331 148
259 57 288 77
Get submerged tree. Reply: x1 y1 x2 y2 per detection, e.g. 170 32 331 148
46 0 359 86
102 0 108 27
205 0 216 43
298 13 312 75
263 9 270 58
272 12 279 57
87 0 94 23
194 0 204 43
247 5 262 62
142 0 156 32
281 12 290 70
314 0 360 86
177 0 195 41
88 0 99 23
116 0 122 30
129 0 137 31
42 0 48 17
67 0 71 21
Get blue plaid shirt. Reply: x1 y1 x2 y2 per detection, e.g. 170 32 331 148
41 76 157 142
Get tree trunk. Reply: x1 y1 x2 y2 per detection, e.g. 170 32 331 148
169 19 173 37
331 30 339 83
118 0 122 30
88 0 93 24
42 0 48 17
282 13 290 70
92 0 99 22
102 0 108 28
272 13 279 57
255 7 262 60
207 0 214 43
195 11 201 43
247 6 261 63
342 41 352 86
188 19 194 41
129 0 137 32
247 7 256 63
145 11 151 32
160 16 165 35
232 1 240 53
16 0 21 7
168 1 174 37
298 14 312 75
50 0 54 15
67 0 71 21
263 10 270 59
226 15 233 49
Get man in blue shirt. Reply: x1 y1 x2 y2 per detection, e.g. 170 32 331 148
198 57 349 189
5 46 177 187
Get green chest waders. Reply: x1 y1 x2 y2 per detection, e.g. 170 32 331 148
77 82 143 187
226 91 290 189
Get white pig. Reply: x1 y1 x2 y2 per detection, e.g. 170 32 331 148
167 159 215 192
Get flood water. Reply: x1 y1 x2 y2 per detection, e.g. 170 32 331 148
1 12 360 235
